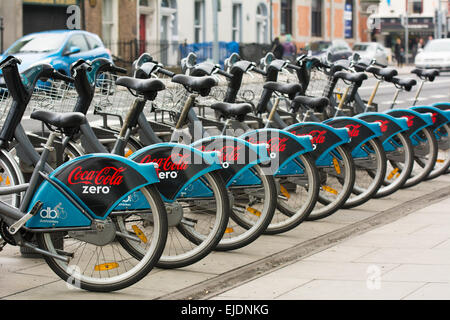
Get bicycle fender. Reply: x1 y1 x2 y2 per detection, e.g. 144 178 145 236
26 154 159 228
284 122 350 164
431 102 450 111
384 109 433 138
129 143 222 201
191 136 270 187
411 106 450 131
239 128 314 176
324 117 382 157
356 112 409 144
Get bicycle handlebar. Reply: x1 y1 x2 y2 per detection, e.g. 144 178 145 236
51 70 74 83
158 67 175 78
216 68 233 79
286 64 302 72
110 65 128 74
251 67 267 76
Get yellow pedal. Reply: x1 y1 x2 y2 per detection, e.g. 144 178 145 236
387 168 399 180
132 225 148 244
225 227 234 234
332 158 341 174
436 159 445 163
247 207 261 217
280 185 291 199
124 149 133 158
94 262 119 272
322 185 338 195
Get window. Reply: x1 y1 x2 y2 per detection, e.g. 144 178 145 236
344 0 353 39
86 35 103 50
256 3 268 44
280 0 293 35
408 0 423 14
194 0 205 43
6 33 66 54
102 0 118 51
65 34 89 53
311 0 322 37
232 3 242 42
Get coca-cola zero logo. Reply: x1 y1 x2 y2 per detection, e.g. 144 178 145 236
292 130 327 145
345 124 362 138
404 115 415 127
68 166 125 186
375 120 389 132
139 153 190 179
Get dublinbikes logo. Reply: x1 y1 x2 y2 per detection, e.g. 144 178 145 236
39 203 67 223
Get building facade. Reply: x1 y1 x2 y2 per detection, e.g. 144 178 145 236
374 0 449 55
0 0 365 66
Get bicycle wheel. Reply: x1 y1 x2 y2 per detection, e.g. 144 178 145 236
0 151 24 208
427 124 450 179
36 185 168 292
307 145 356 221
342 137 387 209
373 132 414 198
401 127 438 188
157 171 229 268
215 164 277 251
266 153 320 234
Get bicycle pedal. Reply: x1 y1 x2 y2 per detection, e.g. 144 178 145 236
8 201 43 235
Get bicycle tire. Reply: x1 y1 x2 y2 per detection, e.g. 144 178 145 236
401 127 438 188
307 145 356 221
36 185 168 292
427 124 450 179
266 153 320 233
373 131 414 198
216 164 277 250
342 137 387 209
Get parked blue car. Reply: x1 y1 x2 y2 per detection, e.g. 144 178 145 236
0 29 112 85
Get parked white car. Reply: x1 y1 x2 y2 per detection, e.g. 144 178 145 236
415 38 450 71
352 42 389 66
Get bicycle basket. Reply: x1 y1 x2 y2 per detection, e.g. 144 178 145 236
305 67 332 98
30 80 79 113
0 88 12 124
92 73 139 118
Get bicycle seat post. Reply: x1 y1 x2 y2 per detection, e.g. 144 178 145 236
265 97 281 129
367 78 382 108
390 87 402 110
171 93 197 143
412 79 426 106
335 86 351 117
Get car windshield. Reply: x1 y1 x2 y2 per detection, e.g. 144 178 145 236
353 44 373 51
308 42 331 51
6 33 67 54
424 40 450 53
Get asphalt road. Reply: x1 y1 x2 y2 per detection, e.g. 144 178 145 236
357 73 450 111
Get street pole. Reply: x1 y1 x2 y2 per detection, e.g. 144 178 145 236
0 17 3 53
212 0 220 64
437 0 442 38
270 0 273 42
403 13 409 65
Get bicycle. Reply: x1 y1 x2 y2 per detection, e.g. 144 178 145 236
0 56 230 270
0 56 168 292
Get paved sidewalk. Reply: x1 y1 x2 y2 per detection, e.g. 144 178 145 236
0 174 449 300
211 193 450 300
